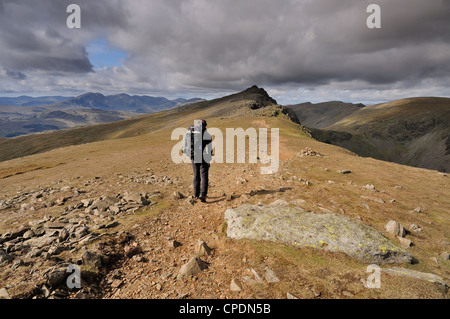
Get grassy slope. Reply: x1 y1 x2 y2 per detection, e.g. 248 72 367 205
311 97 450 172
0 95 449 299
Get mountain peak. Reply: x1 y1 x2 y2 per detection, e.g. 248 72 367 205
237 85 278 107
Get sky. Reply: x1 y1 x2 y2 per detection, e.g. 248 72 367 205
0 0 449 105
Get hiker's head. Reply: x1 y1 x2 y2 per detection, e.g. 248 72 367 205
195 120 207 130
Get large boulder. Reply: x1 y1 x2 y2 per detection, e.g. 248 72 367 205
224 205 414 264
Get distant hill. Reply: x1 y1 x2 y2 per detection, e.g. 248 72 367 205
285 101 365 129
0 93 204 138
309 97 450 172
0 96 71 107
50 93 204 113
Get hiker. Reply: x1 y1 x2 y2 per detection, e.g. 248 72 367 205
184 120 213 202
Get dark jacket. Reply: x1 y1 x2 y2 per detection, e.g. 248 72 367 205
187 125 212 164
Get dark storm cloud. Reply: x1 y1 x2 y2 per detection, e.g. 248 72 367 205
1 0 449 97
99 0 450 91
0 0 128 74
0 67 26 80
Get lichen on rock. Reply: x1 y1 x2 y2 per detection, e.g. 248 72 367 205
224 205 414 264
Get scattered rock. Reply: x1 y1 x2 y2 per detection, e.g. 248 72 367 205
440 251 449 261
398 237 413 248
82 250 103 269
46 268 68 288
173 191 185 200
230 279 243 292
124 243 142 258
23 235 57 249
409 224 423 233
311 287 321 298
385 220 406 238
168 239 182 249
110 279 123 289
361 196 385 204
362 184 376 191
177 257 207 279
22 230 35 239
264 267 280 283
0 288 10 299
382 268 448 287
298 147 323 157
27 248 42 258
0 249 13 265
194 240 212 257
91 196 120 212
11 259 24 270
81 199 93 207
48 245 65 256
342 291 354 297
337 170 351 174
250 268 263 282
408 207 422 214
236 177 248 184
286 292 298 299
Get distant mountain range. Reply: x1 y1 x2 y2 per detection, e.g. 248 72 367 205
0 96 70 107
0 93 204 138
50 93 204 113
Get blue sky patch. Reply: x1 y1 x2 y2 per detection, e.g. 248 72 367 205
86 38 128 69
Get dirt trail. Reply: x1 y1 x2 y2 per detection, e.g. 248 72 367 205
100 138 293 299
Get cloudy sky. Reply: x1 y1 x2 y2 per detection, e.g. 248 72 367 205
0 0 449 105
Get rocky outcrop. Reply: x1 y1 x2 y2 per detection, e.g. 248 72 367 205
224 205 414 264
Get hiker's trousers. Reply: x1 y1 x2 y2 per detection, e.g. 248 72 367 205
192 161 210 197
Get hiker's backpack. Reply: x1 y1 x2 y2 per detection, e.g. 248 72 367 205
182 126 194 156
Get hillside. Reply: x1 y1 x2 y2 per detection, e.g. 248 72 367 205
0 87 448 300
309 97 450 172
285 101 365 129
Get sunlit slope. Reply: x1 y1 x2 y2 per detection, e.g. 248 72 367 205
311 97 450 172
0 86 277 163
